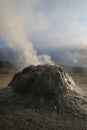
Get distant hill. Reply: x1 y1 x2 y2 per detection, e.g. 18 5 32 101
0 47 87 67
0 48 16 63
0 61 14 68
37 47 87 67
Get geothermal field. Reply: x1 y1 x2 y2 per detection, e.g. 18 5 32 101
1 1 87 130
0 62 87 130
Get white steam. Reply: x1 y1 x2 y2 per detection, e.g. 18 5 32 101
0 1 53 68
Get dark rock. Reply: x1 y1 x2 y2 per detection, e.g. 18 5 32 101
7 64 87 117
9 65 67 95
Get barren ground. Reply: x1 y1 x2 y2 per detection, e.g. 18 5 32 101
0 66 87 130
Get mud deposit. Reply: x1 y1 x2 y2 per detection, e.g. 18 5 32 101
0 64 87 130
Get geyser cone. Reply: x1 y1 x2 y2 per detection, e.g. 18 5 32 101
8 64 87 117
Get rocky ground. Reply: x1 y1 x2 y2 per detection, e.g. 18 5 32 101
0 65 87 130
0 109 87 130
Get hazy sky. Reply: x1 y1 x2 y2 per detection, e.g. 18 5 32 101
0 0 87 49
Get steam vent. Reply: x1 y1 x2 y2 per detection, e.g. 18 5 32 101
0 65 87 118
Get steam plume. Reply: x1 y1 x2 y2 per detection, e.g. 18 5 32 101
0 1 53 68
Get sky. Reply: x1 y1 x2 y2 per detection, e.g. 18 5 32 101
0 0 87 49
